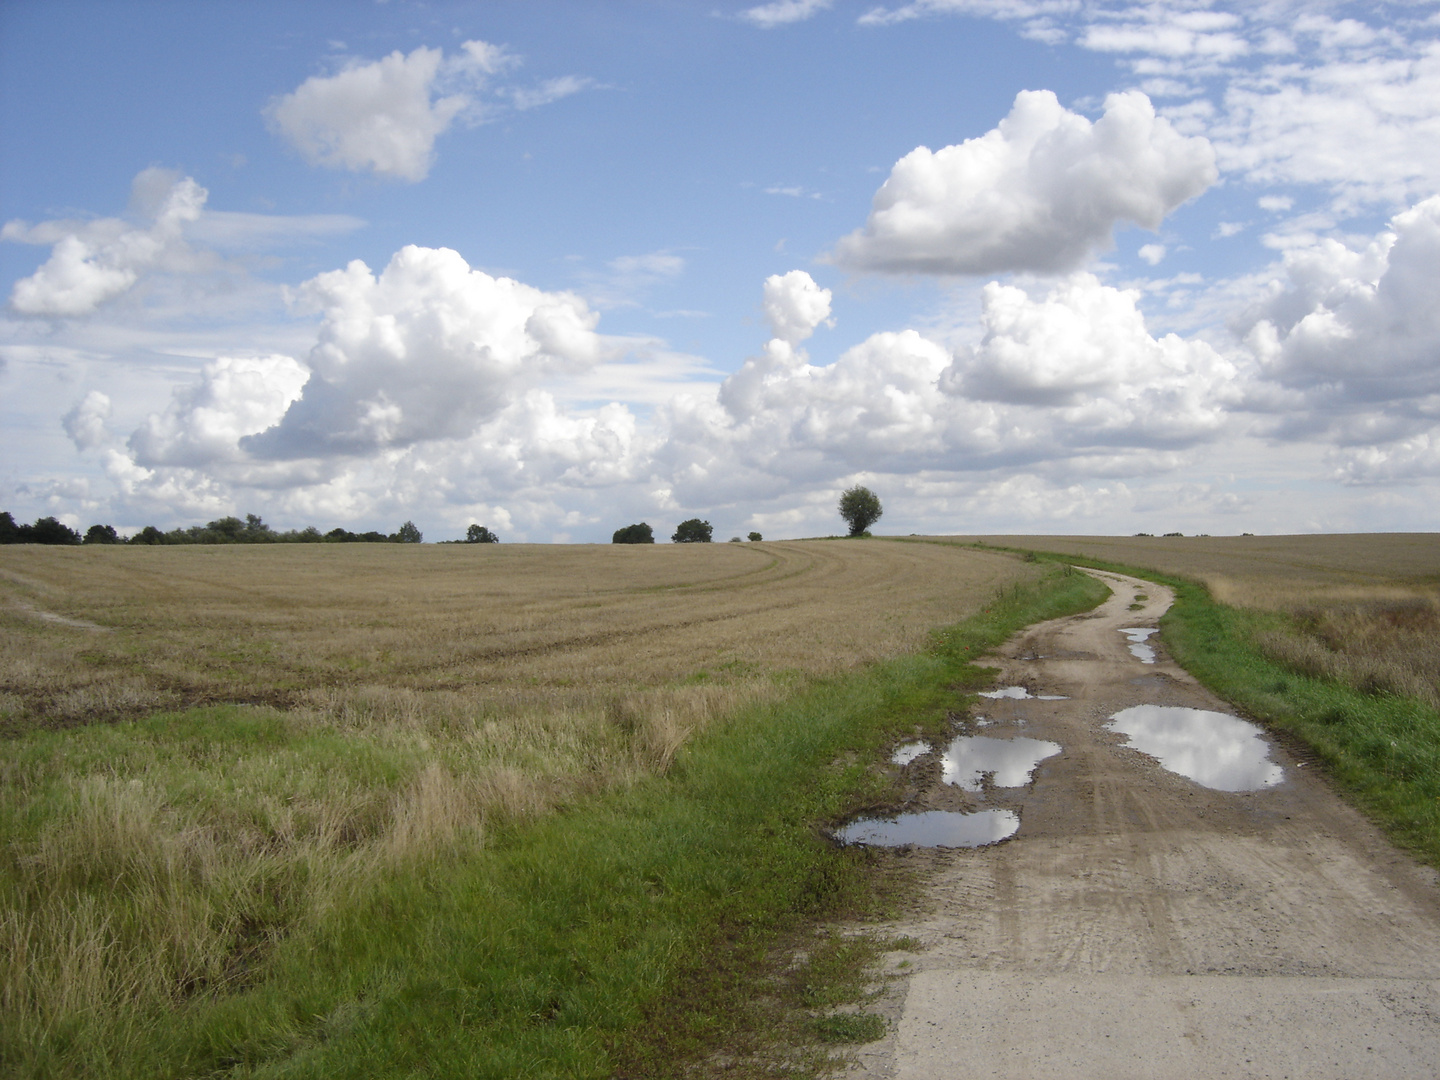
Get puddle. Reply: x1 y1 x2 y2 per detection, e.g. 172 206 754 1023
1106 705 1283 791
1119 628 1157 664
835 809 1020 848
979 686 1067 700
891 741 928 766
939 735 1062 792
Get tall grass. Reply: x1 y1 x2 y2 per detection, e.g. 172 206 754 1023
1 565 1107 1078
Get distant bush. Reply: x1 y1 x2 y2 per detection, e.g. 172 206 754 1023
613 522 655 544
83 524 120 545
466 524 500 543
671 519 713 543
748 531 762 542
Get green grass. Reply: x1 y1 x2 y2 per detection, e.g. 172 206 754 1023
945 540 1440 869
2 564 1107 1079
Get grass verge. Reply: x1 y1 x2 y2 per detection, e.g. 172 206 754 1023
2 564 1106 1079
941 540 1440 870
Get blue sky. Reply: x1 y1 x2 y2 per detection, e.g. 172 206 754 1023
3 0 1438 541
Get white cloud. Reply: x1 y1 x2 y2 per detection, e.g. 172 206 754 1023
242 245 608 458
4 169 205 316
1138 242 1167 264
830 90 1216 275
266 40 593 181
740 0 834 29
509 75 596 111
1209 40 1440 209
1241 195 1440 402
761 270 832 344
942 274 1236 447
130 355 310 468
1257 194 1294 212
62 391 112 451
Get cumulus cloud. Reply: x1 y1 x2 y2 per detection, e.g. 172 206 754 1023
62 391 113 451
762 270 832 344
243 245 607 458
830 90 1216 275
1240 195 1440 401
740 0 834 29
130 355 310 468
943 274 1236 443
4 169 205 315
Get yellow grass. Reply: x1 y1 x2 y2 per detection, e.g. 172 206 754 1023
1 541 1037 1042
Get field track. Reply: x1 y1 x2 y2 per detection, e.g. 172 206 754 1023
850 570 1440 1078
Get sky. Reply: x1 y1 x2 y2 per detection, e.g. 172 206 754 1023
2 0 1438 542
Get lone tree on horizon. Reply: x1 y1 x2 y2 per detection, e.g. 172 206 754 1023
838 486 882 537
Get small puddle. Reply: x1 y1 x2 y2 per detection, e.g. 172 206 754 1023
1106 705 1283 791
1119 628 1157 664
835 809 1020 848
979 686 1067 700
939 735 1061 792
891 741 928 766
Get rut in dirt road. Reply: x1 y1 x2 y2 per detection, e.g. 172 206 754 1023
845 570 1440 1080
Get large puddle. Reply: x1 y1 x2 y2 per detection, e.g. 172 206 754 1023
940 735 1061 791
835 809 1020 848
1119 627 1158 663
979 686 1067 700
1106 704 1283 791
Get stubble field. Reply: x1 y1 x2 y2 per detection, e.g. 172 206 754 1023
0 539 1041 1068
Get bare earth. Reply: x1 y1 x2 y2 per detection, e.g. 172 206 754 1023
849 571 1440 1079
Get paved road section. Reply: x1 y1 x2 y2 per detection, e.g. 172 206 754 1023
848 571 1440 1080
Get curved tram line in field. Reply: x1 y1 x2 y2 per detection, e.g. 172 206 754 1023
845 570 1440 1079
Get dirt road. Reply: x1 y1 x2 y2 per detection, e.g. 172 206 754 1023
848 571 1440 1079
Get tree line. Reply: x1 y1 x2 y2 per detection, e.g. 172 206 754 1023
0 512 429 546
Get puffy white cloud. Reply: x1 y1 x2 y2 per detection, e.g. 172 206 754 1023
942 274 1236 448
243 245 607 458
1240 196 1440 399
830 90 1216 275
130 355 310 468
5 170 205 316
62 391 112 451
740 0 834 28
267 41 516 181
762 270 832 344
1138 242 1167 264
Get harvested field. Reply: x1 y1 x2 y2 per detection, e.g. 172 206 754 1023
1 540 1039 736
1 540 1038 1060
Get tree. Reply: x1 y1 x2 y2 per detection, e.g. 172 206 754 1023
30 517 82 545
466 524 499 543
612 522 654 544
748 531 762 542
671 518 712 543
394 521 423 544
84 524 120 545
838 486 882 537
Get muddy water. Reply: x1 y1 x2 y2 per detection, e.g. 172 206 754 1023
1107 703 1283 791
939 735 1061 792
835 809 1020 849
